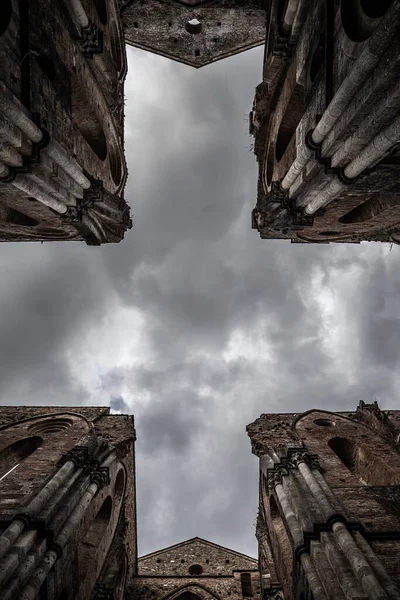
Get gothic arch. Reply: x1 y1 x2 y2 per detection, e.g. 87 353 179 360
0 436 43 481
294 409 400 486
328 436 400 486
78 496 113 581
0 413 92 505
164 584 223 600
77 468 126 598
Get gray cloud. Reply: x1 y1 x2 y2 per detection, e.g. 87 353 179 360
0 46 399 562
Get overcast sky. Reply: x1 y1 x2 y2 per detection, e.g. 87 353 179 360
1 46 400 560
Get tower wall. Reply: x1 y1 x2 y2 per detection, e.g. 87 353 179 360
0 406 137 599
0 0 131 244
250 0 400 244
247 405 400 599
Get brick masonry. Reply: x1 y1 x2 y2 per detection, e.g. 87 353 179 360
250 0 400 244
247 402 400 598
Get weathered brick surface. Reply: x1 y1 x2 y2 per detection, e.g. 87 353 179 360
250 0 400 245
127 538 258 600
0 405 137 600
0 0 131 244
248 404 400 599
122 0 266 69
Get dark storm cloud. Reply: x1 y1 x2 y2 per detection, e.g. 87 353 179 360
1 45 400 563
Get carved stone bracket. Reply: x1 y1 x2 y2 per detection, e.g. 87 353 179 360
267 464 289 489
91 584 114 600
292 210 314 227
58 446 110 490
267 450 320 488
57 446 94 469
61 206 80 224
82 176 103 209
270 181 288 208
90 466 111 489
81 22 104 57
286 449 320 470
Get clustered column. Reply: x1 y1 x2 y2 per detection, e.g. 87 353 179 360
0 443 115 600
267 451 395 599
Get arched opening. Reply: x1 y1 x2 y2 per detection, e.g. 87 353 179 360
0 436 43 481
328 437 399 485
185 19 202 34
188 564 203 575
114 469 125 503
6 208 39 227
110 23 123 73
240 573 253 597
275 83 304 163
78 496 113 580
360 0 392 18
329 437 358 474
338 195 399 224
109 145 123 186
174 593 203 600
93 0 108 25
269 496 293 597
0 0 12 36
340 0 392 42
71 77 107 161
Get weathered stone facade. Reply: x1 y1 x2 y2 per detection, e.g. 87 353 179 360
0 406 137 599
121 0 266 69
247 401 400 599
250 0 400 244
0 0 132 244
127 537 259 600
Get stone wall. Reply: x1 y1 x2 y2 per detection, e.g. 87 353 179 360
127 538 259 600
248 404 400 599
0 0 131 244
122 0 266 68
250 0 400 245
0 406 137 599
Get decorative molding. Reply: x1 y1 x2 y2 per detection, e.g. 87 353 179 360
57 446 110 489
267 464 289 489
57 446 94 469
81 22 104 57
267 450 320 488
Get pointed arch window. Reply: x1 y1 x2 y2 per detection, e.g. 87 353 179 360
78 496 113 580
328 436 399 485
0 436 43 482
269 496 293 597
